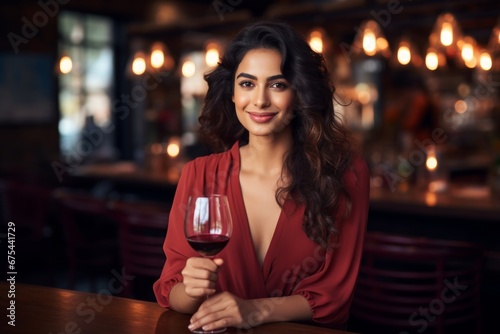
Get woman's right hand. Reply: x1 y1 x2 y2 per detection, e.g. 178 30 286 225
181 257 224 299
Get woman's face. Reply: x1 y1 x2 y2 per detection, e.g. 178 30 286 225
232 48 295 140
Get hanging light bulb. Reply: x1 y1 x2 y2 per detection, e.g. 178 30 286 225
460 36 477 68
205 42 220 67
309 29 324 53
376 37 389 52
440 21 453 47
151 43 165 69
59 55 73 74
132 51 146 75
479 50 492 71
425 50 439 70
150 42 174 71
363 29 377 56
397 42 411 65
182 60 195 78
352 20 390 58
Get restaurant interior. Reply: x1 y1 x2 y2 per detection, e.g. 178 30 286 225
1 0 499 333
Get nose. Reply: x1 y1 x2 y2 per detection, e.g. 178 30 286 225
252 86 270 109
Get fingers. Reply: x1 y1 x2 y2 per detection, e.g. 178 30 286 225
182 257 223 298
189 299 234 332
189 315 232 332
189 293 245 331
213 258 224 267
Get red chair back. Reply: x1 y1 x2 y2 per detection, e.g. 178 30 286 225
350 232 482 334
108 200 169 298
53 188 119 289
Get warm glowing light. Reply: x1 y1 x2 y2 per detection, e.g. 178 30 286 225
464 57 477 69
426 145 438 172
461 41 475 62
355 83 371 105
479 51 492 71
167 142 180 157
397 45 411 65
440 22 453 46
205 42 219 67
181 60 195 78
309 30 323 53
376 37 388 51
454 100 467 113
132 52 146 75
151 49 164 68
426 156 438 171
59 56 72 74
425 192 437 206
363 30 377 56
425 51 439 70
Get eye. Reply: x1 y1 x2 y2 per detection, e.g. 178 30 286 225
238 81 254 88
270 82 288 90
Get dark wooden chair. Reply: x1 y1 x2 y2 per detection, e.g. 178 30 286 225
53 188 119 290
108 200 170 300
350 232 483 334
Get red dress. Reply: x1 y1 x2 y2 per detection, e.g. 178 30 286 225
153 142 369 327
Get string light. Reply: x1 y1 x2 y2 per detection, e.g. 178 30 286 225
397 43 411 65
440 21 454 46
182 60 195 78
309 29 324 54
205 42 220 67
150 43 165 69
352 20 390 58
479 51 492 71
59 55 73 74
363 30 377 56
425 50 439 70
132 52 146 75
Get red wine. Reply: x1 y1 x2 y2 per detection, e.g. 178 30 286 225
187 234 230 256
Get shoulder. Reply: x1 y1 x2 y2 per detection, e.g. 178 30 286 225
181 142 238 175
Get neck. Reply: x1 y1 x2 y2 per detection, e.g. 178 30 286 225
242 131 292 176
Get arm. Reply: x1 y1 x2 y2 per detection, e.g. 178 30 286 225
291 156 370 325
189 293 312 331
153 161 208 310
169 257 224 314
190 158 369 330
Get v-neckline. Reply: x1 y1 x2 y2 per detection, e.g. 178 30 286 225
231 142 286 276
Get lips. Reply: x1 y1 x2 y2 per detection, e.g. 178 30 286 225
247 111 278 123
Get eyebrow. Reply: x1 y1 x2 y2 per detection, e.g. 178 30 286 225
236 73 286 81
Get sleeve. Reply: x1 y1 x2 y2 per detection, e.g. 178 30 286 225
292 156 370 325
153 161 197 308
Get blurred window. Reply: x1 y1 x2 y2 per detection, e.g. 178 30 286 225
58 11 115 161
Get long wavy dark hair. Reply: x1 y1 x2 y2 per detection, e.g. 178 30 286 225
199 21 353 249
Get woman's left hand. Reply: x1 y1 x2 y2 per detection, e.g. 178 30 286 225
188 292 265 331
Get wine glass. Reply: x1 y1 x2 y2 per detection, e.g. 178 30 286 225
184 194 233 334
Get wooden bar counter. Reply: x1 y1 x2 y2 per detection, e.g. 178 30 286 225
0 283 355 334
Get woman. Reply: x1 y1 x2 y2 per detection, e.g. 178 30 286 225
153 21 369 331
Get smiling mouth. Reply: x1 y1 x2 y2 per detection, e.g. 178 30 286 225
246 111 278 123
